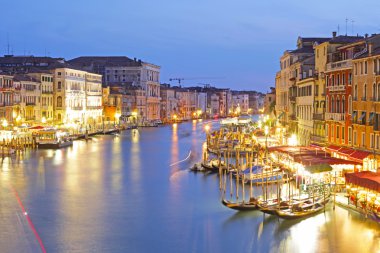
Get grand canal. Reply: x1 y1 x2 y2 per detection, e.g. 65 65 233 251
0 120 379 253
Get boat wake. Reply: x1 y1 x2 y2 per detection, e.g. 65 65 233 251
169 150 192 167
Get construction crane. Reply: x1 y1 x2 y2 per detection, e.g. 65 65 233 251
169 78 184 84
169 77 224 86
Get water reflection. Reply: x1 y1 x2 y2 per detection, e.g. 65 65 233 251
0 120 378 253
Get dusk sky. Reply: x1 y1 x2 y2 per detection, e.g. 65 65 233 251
1 0 380 92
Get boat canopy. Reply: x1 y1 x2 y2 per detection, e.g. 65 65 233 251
220 118 238 125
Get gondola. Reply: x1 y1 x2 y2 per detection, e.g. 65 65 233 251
201 159 219 172
257 199 293 215
221 198 258 211
275 197 330 219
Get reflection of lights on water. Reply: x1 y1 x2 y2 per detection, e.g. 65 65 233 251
172 123 177 130
132 129 139 143
53 150 63 165
289 213 327 253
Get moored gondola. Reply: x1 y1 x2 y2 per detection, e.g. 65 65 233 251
221 198 258 211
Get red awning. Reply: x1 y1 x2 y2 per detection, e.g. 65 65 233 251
337 147 356 156
345 171 380 192
29 126 44 130
327 145 341 151
350 150 371 160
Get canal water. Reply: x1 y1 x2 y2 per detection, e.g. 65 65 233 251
0 119 379 253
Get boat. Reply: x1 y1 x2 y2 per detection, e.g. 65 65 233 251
190 162 206 172
257 199 294 215
275 197 330 219
221 198 258 211
36 129 73 149
201 159 219 172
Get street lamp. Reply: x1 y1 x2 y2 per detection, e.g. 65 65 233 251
41 117 47 124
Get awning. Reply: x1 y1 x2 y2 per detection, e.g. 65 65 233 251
345 171 380 192
359 112 366 121
350 150 371 161
337 147 356 156
327 145 341 152
277 112 285 119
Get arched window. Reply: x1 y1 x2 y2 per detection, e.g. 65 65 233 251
354 84 358 100
373 83 376 101
57 96 62 107
331 96 335 113
348 95 352 114
342 96 345 113
336 97 340 113
326 96 329 112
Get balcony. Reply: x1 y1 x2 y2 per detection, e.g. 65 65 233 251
42 91 53 94
26 102 36 106
289 95 296 103
326 59 352 71
313 113 325 120
325 112 345 121
86 106 103 110
328 85 345 92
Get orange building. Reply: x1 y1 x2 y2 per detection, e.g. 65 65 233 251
351 34 380 172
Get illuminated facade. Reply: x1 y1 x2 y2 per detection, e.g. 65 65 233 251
85 73 103 128
52 68 87 124
0 75 14 124
14 74 41 123
28 72 54 123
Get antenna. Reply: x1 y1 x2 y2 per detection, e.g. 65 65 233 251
345 18 348 36
6 33 10 55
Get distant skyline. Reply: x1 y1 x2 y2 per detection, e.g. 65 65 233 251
1 0 380 92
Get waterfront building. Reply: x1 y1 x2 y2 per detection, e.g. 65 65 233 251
68 56 161 122
52 67 87 124
196 92 207 117
209 93 220 117
14 74 41 124
231 93 249 115
276 37 330 135
175 87 197 120
160 85 178 121
324 35 365 149
351 34 380 172
294 56 315 146
27 72 54 123
264 87 275 115
0 74 14 125
85 73 103 129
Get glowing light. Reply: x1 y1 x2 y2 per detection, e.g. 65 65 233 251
131 111 138 117
2 119 8 128
41 117 47 124
205 124 210 132
288 134 298 146
264 125 269 136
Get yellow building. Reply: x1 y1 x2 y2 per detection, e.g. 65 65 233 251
352 34 380 172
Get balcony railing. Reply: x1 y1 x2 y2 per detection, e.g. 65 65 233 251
328 85 345 92
26 102 36 106
325 112 345 121
313 113 325 120
362 96 367 101
42 91 53 94
289 95 296 103
326 59 352 71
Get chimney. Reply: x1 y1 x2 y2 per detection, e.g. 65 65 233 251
368 43 373 56
332 31 337 38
